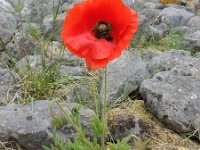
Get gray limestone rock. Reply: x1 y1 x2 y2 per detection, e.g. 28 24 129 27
43 13 65 41
15 55 49 75
108 108 153 141
187 15 200 28
46 41 65 60
143 2 166 9
0 100 95 150
65 83 95 107
147 49 192 75
0 0 15 13
140 64 200 133
140 50 200 133
0 67 18 104
0 26 14 51
5 32 41 62
158 7 194 28
0 9 17 30
61 51 84 66
141 8 161 21
147 23 169 39
46 41 83 66
182 30 200 51
101 50 155 105
21 22 40 33
59 66 86 76
20 0 67 23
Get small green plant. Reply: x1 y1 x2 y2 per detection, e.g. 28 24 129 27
43 129 68 150
52 0 60 29
17 60 60 103
112 83 136 108
91 115 105 138
17 64 92 104
107 139 131 150
48 101 105 150
27 28 43 40
15 0 24 13
43 94 147 150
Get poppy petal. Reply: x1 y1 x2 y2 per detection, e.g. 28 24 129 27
110 8 138 59
85 58 109 69
64 32 115 59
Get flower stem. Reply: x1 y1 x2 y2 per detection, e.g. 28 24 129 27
101 66 107 146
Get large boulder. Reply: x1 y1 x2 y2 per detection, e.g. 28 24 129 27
140 50 200 133
101 50 158 105
147 50 191 75
0 100 95 150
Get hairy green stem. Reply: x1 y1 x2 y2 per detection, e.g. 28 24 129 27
101 66 107 146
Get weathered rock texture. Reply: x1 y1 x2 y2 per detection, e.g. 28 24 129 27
140 50 200 133
0 100 94 150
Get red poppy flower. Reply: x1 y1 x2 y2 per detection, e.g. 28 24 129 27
61 0 138 69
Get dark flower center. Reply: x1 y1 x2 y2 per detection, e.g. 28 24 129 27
92 21 113 42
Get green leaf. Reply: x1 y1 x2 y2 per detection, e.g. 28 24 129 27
91 115 105 137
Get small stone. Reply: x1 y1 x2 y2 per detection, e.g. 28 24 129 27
43 13 66 41
182 30 200 51
108 108 149 140
5 32 41 62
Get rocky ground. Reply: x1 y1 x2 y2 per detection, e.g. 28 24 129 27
0 0 200 149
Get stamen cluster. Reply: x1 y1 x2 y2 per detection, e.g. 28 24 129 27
92 21 113 41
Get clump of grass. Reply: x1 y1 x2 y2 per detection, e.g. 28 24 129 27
27 28 43 40
131 32 194 52
70 78 100 108
14 60 93 104
14 60 60 103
